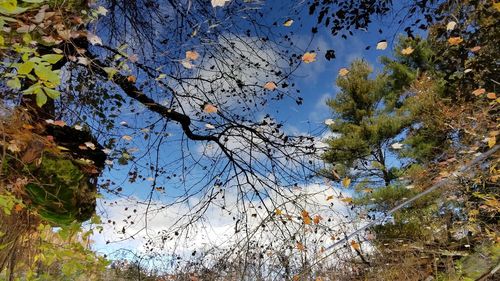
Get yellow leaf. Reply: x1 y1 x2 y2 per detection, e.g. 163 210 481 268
376 40 387 50
326 195 334 201
493 2 500 12
362 188 373 193
448 37 463 46
275 209 283 215
342 177 351 188
263 81 277 90
401 46 414 55
487 92 497 99
350 240 360 251
488 136 496 148
341 197 353 204
313 215 321 224
338 68 349 76
186 50 199 60
283 19 294 27
301 52 316 63
203 103 218 114
472 88 486 96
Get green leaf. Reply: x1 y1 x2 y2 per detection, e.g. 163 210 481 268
22 0 45 3
36 90 47 107
34 64 60 85
41 54 63 64
0 34 4 45
0 0 17 13
43 87 60 99
17 61 34 75
6 77 21 89
23 83 40 95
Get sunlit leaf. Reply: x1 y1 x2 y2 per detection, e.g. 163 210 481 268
341 197 353 204
127 75 136 83
301 52 316 63
324 119 335 126
376 40 387 50
203 103 218 114
263 81 277 90
211 0 231 8
448 37 463 46
283 19 294 27
350 240 360 251
87 33 103 46
472 88 485 96
186 50 199 60
342 177 351 188
487 92 497 99
446 21 457 31
338 68 349 76
301 210 311 225
401 47 414 55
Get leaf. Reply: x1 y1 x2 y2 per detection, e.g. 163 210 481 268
6 78 21 89
391 142 404 150
96 6 108 16
401 47 414 55
205 123 215 129
350 240 360 251
18 61 35 75
181 60 194 69
472 88 485 96
211 0 230 8
36 91 47 107
446 21 457 31
301 210 311 225
203 104 218 114
275 209 282 215
283 19 293 27
342 177 351 188
185 50 199 60
52 120 66 127
263 81 277 90
470 46 481 53
87 32 103 45
127 75 136 83
487 92 497 99
41 54 63 64
296 242 305 251
324 119 335 126
326 195 334 201
84 141 96 150
338 68 349 76
14 204 23 212
43 87 60 99
313 215 321 224
341 197 353 204
122 135 133 141
487 136 496 148
448 37 463 46
376 40 387 50
301 52 316 63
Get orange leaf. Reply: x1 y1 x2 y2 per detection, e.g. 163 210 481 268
203 104 218 114
296 242 305 251
52 120 66 127
448 37 463 46
350 240 360 251
14 204 23 212
470 46 481 52
301 52 316 63
487 92 497 99
472 88 486 96
186 50 199 61
313 215 322 224
263 81 277 90
301 210 311 225
127 75 136 83
275 209 283 215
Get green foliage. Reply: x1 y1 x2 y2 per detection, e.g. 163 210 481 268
25 155 96 226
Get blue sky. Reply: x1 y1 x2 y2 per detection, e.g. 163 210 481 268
89 0 417 262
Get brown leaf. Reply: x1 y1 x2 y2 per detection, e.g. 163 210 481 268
448 37 463 46
350 240 360 251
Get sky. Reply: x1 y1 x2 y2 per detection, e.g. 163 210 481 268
87 0 417 267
